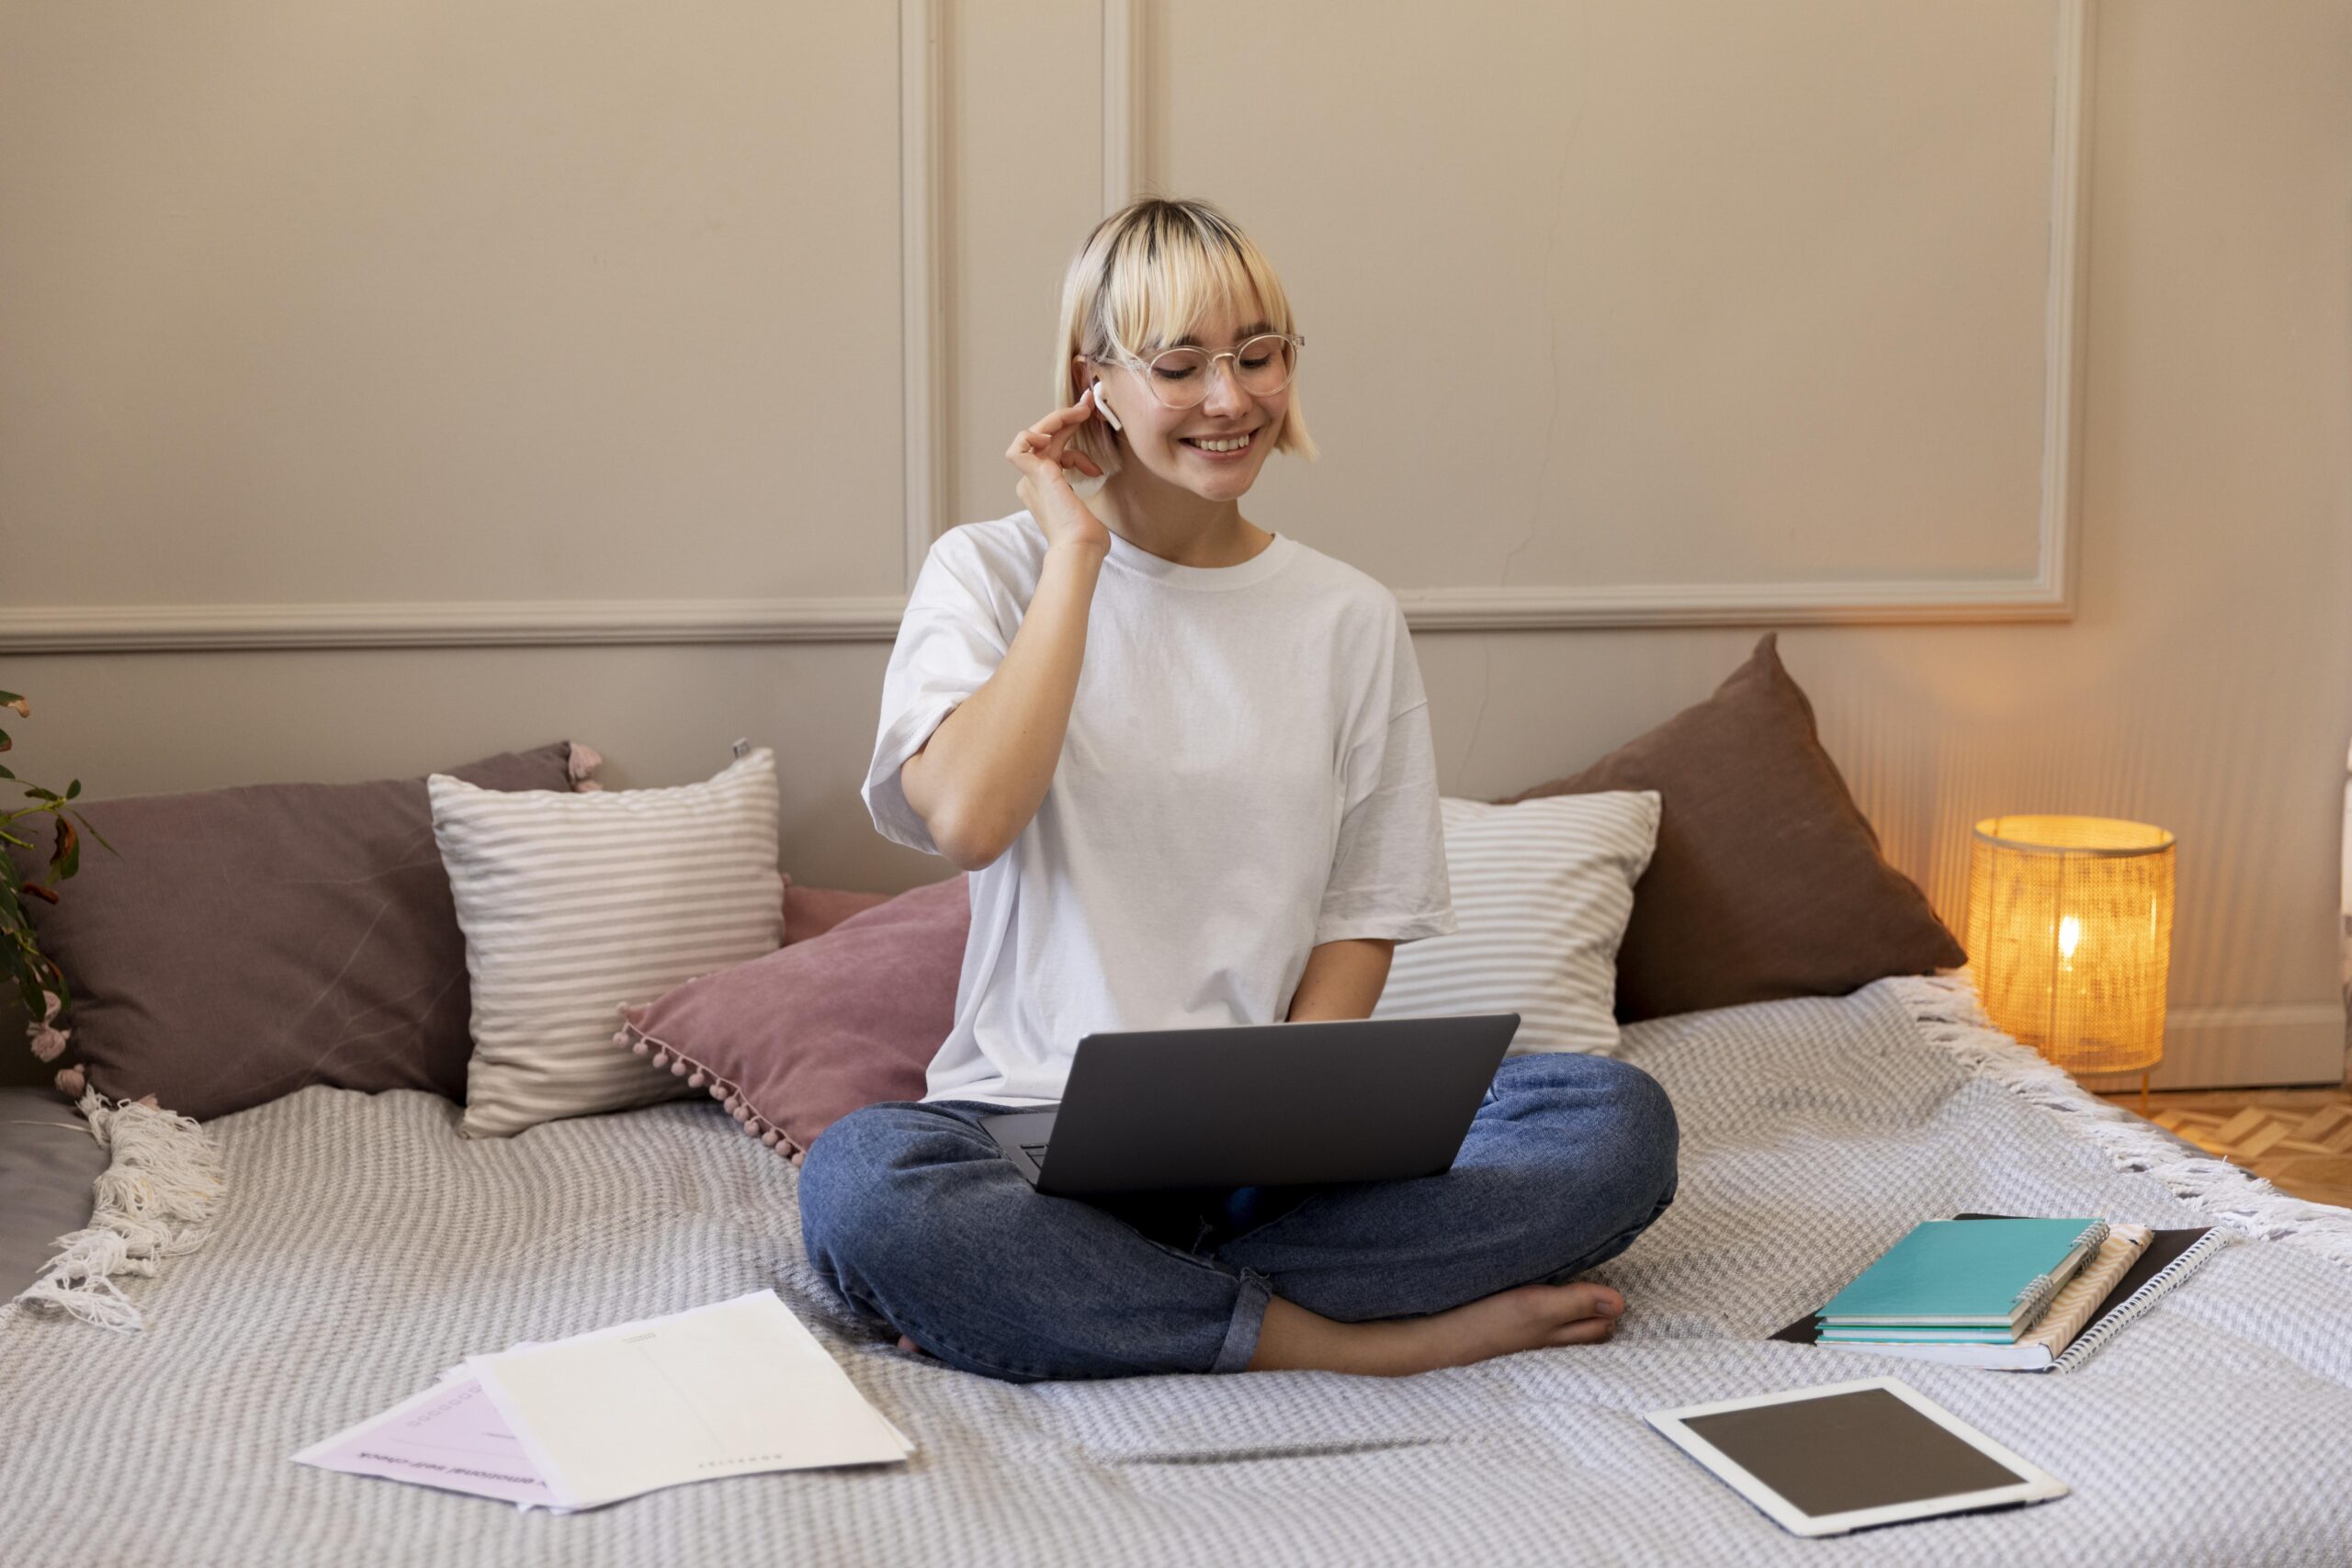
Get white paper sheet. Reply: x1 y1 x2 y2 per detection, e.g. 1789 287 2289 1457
291 1372 558 1508
467 1290 913 1509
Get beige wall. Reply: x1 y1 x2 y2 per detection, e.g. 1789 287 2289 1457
3 1 2346 1092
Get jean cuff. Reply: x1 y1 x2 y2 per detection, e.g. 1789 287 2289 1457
1210 1267 1274 1373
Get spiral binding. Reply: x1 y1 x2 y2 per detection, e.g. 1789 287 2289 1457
2052 1229 2233 1372
2009 1218 2111 1325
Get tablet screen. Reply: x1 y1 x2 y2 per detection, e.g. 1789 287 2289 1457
1679 1387 2028 1518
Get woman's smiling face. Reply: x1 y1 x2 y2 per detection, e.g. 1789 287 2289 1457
1081 299 1289 500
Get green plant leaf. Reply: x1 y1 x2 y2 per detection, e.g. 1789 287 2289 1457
49 817 78 881
26 942 67 1012
21 785 58 804
5 948 42 1020
0 728 11 752
65 808 114 856
0 690 23 708
65 779 80 799
2 934 57 1020
0 763 14 780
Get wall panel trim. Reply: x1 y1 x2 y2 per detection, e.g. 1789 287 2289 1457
2080 1003 2350 1092
901 0 947 592
4 0 2091 652
0 569 2067 651
1136 0 2095 629
0 599 911 651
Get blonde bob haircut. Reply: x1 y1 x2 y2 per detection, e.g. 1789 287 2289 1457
1053 196 1319 479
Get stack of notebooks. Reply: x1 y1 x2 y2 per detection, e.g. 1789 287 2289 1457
1774 1213 2229 1372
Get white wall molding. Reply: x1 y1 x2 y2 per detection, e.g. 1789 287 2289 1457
0 570 2078 652
2 0 2093 652
1118 0 2094 629
1389 575 2075 630
2078 1002 2349 1092
0 599 911 651
900 0 947 593
1101 0 1144 212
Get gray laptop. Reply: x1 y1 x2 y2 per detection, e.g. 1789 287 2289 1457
979 1012 1520 1197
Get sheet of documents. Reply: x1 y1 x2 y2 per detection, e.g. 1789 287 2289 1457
468 1289 913 1509
292 1372 558 1508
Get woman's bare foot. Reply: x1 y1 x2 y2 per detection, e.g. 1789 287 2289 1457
896 1334 931 1358
1248 1282 1625 1376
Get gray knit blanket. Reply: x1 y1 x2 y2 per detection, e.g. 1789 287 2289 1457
6 974 2351 1567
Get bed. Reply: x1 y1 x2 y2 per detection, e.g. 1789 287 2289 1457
5 972 2350 1566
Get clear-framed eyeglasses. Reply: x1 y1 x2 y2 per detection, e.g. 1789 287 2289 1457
1086 332 1305 410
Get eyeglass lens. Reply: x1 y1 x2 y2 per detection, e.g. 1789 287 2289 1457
1145 334 1297 408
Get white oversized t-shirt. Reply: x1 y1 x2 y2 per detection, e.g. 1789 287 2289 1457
862 509 1458 1107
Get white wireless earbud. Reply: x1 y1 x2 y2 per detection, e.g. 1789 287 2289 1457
1088 382 1123 432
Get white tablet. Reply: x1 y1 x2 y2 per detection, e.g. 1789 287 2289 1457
1645 1377 2069 1539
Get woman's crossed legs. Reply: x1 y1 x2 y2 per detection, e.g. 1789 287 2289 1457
797 1051 1679 1382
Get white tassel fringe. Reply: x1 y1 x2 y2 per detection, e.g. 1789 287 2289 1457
1883 969 2352 1276
2 1090 227 1332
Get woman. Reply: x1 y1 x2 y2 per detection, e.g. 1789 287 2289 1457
800 197 1677 1382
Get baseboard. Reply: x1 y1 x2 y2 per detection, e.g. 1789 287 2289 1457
2075 1002 2348 1092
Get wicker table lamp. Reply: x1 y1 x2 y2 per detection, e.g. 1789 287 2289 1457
1964 814 2177 1111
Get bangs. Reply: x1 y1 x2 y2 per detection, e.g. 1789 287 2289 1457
1054 196 1320 468
1092 207 1290 361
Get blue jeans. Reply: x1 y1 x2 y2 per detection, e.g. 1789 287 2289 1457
798 1051 1679 1382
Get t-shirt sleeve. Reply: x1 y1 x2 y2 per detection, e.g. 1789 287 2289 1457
1313 604 1460 947
861 535 1011 856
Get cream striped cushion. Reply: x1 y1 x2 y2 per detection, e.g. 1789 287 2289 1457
1372 791 1661 1056
429 746 785 1138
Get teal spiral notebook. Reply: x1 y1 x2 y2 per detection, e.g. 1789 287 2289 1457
1817 1218 2109 1327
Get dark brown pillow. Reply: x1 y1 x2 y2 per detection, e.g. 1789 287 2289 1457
1492 635 1962 1021
12 742 586 1120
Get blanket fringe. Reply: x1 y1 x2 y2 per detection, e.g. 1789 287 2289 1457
1 1091 226 1333
1882 970 2352 1276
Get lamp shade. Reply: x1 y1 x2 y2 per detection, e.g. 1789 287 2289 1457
1963 815 2176 1077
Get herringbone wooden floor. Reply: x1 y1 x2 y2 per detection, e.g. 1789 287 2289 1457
2093 1085 2352 1209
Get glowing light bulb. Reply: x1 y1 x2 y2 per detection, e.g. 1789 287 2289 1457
2057 915 2082 961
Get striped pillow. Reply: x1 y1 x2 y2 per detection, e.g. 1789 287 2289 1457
429 745 785 1138
1373 791 1661 1056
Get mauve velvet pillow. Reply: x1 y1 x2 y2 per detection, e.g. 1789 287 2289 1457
617 874 968 1159
1492 634 1964 1022
11 741 588 1120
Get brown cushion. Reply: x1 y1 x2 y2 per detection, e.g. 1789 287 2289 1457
617 874 967 1159
1492 634 1962 1021
12 742 583 1121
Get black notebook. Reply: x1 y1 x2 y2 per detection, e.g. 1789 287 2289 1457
1774 1213 2228 1372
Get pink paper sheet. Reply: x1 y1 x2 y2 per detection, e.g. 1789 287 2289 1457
292 1371 557 1508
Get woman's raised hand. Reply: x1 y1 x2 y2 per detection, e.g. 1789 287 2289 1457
1006 389 1113 556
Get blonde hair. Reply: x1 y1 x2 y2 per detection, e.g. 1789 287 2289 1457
1052 197 1319 478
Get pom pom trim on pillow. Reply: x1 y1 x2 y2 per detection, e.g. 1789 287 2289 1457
614 1010 800 1156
